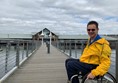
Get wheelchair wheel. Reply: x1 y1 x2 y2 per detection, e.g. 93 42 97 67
81 72 117 83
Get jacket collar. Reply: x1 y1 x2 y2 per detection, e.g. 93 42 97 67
89 34 101 45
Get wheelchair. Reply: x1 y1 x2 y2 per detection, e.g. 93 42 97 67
70 72 117 83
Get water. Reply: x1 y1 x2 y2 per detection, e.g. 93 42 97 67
0 46 27 78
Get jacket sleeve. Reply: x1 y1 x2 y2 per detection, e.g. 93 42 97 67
91 43 111 76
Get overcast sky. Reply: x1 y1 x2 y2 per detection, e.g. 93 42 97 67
0 0 118 35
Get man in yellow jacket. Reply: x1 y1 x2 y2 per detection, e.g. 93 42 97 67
65 21 111 83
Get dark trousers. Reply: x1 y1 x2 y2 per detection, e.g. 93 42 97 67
65 58 97 83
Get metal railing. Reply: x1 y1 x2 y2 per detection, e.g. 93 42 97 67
115 42 118 82
0 39 41 81
52 40 86 58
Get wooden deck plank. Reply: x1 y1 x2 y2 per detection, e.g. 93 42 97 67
3 44 68 83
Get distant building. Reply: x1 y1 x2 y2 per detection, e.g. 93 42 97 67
0 28 117 49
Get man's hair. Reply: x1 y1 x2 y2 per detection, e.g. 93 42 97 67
87 21 99 29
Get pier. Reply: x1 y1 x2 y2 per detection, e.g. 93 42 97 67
2 44 68 83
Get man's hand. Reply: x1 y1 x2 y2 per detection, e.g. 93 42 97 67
87 72 95 79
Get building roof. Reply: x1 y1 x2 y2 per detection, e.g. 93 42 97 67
0 28 117 41
0 34 32 39
58 35 118 41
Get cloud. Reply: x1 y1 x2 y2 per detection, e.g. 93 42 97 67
0 0 118 35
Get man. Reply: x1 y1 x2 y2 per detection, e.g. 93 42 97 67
65 21 111 83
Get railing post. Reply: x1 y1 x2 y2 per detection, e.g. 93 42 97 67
31 40 34 52
75 40 77 58
26 42 29 57
63 40 66 52
16 41 20 68
5 41 10 73
61 40 64 52
58 41 61 50
35 40 38 50
80 40 85 54
22 41 25 59
69 40 72 57
116 42 118 82
65 41 67 53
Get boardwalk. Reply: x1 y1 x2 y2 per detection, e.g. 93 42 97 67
3 44 68 83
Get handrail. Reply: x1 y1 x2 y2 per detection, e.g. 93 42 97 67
0 39 41 81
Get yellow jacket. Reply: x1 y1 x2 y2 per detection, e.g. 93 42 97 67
80 38 111 76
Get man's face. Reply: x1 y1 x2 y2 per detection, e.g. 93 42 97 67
87 24 98 39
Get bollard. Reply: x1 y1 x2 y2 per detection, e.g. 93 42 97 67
47 44 50 53
46 41 50 53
